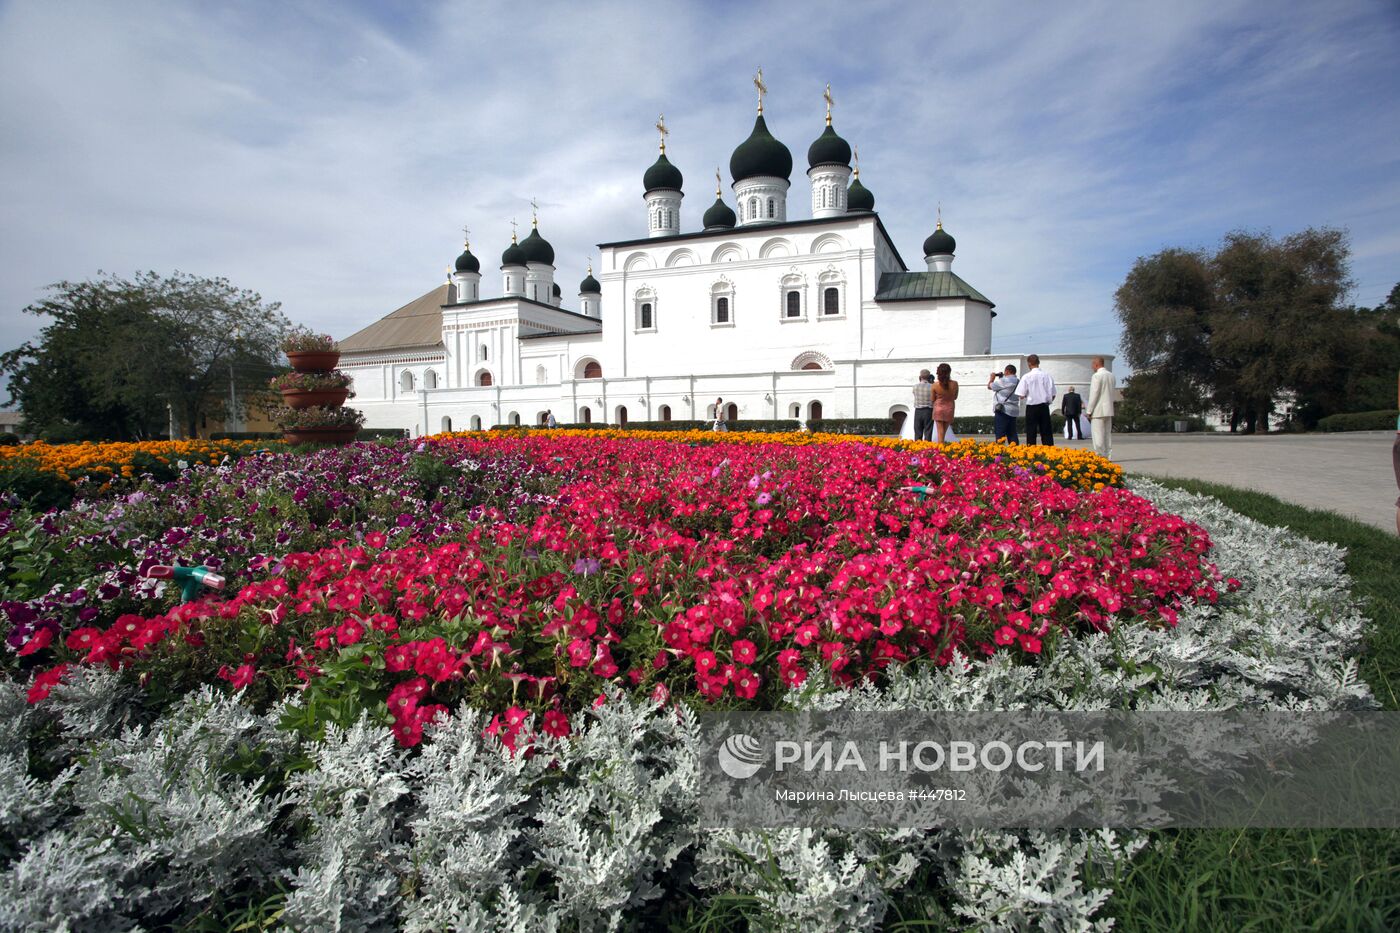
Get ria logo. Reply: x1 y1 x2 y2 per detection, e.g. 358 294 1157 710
717 733 766 779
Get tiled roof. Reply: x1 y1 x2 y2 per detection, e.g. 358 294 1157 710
340 285 447 352
875 271 994 307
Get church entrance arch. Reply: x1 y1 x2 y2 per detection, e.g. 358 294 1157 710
615 405 628 426
808 400 823 422
470 415 482 431
440 416 453 433
889 407 908 437
580 406 592 424
726 403 738 422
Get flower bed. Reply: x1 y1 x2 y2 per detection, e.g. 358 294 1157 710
473 427 1126 491
0 469 1371 930
12 434 1203 751
0 438 277 487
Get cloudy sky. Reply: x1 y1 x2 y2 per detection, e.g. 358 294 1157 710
1 0 1397 375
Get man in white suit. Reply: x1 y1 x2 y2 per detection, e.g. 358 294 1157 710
1087 357 1116 459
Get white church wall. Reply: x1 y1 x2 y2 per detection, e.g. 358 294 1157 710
861 301 971 361
597 219 893 379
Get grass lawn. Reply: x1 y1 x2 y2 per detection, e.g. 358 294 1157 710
1105 478 1400 932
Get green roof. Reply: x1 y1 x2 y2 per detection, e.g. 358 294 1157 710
875 271 994 308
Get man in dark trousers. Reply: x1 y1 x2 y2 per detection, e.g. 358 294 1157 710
1061 385 1083 440
1014 354 1057 446
912 369 934 441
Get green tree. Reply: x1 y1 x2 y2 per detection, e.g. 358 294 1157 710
1113 228 1388 432
1112 248 1215 415
2 272 289 440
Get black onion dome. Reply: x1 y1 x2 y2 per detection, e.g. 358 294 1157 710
454 247 480 274
702 196 737 230
807 124 852 170
923 224 956 256
729 115 793 182
517 227 555 265
501 239 526 267
643 153 684 193
551 282 562 298
847 177 874 212
579 272 601 294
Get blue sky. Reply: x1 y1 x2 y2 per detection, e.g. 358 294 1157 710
1 0 1397 377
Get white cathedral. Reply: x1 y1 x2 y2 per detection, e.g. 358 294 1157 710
340 80 1107 436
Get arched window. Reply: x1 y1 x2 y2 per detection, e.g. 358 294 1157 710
823 287 840 315
659 404 672 422
616 405 628 426
509 412 520 426
440 416 453 432
584 361 602 379
767 198 775 218
480 345 488 361
535 365 548 385
711 278 735 326
470 415 482 431
891 410 907 435
400 371 414 392
808 400 823 422
640 302 653 329
424 370 438 389
786 291 801 317
802 362 823 371
726 403 738 422
477 371 493 387
749 197 757 219
581 406 592 424
789 402 801 418
538 411 549 425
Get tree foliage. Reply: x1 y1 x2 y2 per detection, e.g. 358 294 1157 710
1114 228 1399 431
2 272 289 440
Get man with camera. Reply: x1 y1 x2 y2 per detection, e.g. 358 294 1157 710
987 364 1020 445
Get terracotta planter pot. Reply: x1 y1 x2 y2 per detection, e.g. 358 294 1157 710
282 426 358 446
280 387 350 409
286 350 340 373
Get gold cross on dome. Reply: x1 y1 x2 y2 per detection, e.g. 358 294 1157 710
754 66 767 114
715 167 722 196
823 83 833 125
509 218 518 242
853 144 860 178
655 114 669 153
530 198 539 227
461 224 470 247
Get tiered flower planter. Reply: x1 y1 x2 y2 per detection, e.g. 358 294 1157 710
275 339 361 445
282 425 359 445
280 387 351 410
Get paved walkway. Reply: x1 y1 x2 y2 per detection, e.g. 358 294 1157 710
1055 431 1397 532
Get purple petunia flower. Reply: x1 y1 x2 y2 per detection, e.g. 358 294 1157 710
572 557 602 576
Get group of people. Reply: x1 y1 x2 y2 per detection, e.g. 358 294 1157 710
913 356 1117 458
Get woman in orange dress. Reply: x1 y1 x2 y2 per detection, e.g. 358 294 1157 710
931 362 958 443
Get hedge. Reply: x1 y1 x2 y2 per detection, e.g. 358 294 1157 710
808 418 899 436
1116 414 1206 434
1316 410 1399 433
